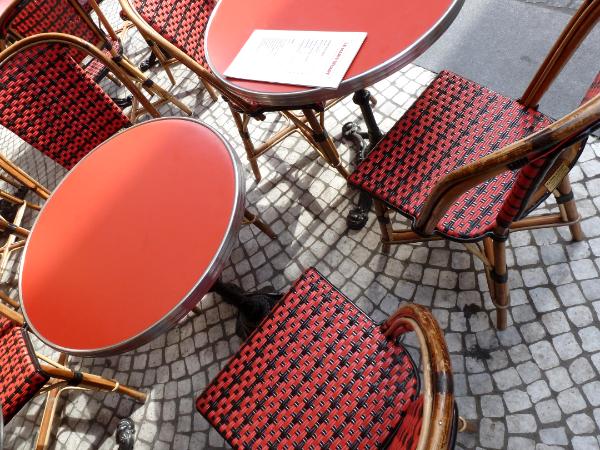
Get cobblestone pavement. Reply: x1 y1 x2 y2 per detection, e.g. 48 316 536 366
514 0 584 11
2 1 600 449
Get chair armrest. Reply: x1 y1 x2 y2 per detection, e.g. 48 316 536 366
382 304 454 450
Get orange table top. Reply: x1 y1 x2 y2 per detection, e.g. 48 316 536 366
205 0 463 107
20 118 244 356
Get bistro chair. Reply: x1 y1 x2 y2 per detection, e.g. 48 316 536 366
0 33 159 170
119 0 349 183
197 268 471 449
0 34 274 239
0 301 146 449
0 0 190 119
348 0 600 330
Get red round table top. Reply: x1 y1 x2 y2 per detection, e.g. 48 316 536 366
205 0 463 106
20 118 244 356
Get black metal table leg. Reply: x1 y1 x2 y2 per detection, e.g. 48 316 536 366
116 418 135 450
211 280 281 339
345 89 384 230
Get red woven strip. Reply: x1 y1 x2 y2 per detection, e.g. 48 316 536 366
133 0 216 69
0 43 130 169
197 268 419 449
582 71 600 105
0 326 49 423
349 70 551 240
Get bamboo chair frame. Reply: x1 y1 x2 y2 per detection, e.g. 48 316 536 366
0 302 146 449
0 32 160 122
118 0 350 183
373 0 600 329
0 155 50 285
383 303 468 449
0 0 191 120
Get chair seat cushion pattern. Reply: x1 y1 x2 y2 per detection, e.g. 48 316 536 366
0 43 130 170
0 317 49 423
348 70 552 241
132 0 216 70
197 268 420 449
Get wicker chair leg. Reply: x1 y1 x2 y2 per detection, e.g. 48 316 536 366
373 200 393 254
202 79 218 101
35 376 63 450
230 106 262 182
556 175 584 241
492 240 509 330
244 209 276 239
41 365 147 402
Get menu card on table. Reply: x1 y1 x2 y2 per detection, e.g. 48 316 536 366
224 30 367 89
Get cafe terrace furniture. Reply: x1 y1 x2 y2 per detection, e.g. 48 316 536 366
0 302 146 449
0 33 157 293
205 0 464 229
349 0 600 330
18 117 272 357
0 33 159 172
0 0 190 118
119 0 354 186
198 267 472 450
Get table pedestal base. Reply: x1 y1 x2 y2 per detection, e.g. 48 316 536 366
345 89 384 230
212 280 281 339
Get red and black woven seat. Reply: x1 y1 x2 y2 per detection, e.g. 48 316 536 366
0 316 49 424
131 0 215 70
197 268 453 449
0 41 131 169
348 70 553 241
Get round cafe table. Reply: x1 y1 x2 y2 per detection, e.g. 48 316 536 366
19 118 244 356
205 0 464 228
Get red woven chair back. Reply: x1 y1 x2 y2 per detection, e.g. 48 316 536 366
0 317 49 423
582 71 600 106
132 0 216 69
496 74 600 229
2 0 109 63
0 42 130 169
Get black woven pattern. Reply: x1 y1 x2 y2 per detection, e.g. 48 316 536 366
0 42 130 169
349 70 551 240
133 0 216 69
0 318 49 423
197 268 420 449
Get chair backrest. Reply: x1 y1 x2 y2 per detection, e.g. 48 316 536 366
492 0 600 231
0 315 49 424
0 0 111 62
416 85 600 236
120 0 256 112
129 0 216 69
0 35 157 170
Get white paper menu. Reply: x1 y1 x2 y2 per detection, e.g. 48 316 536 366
224 30 367 89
